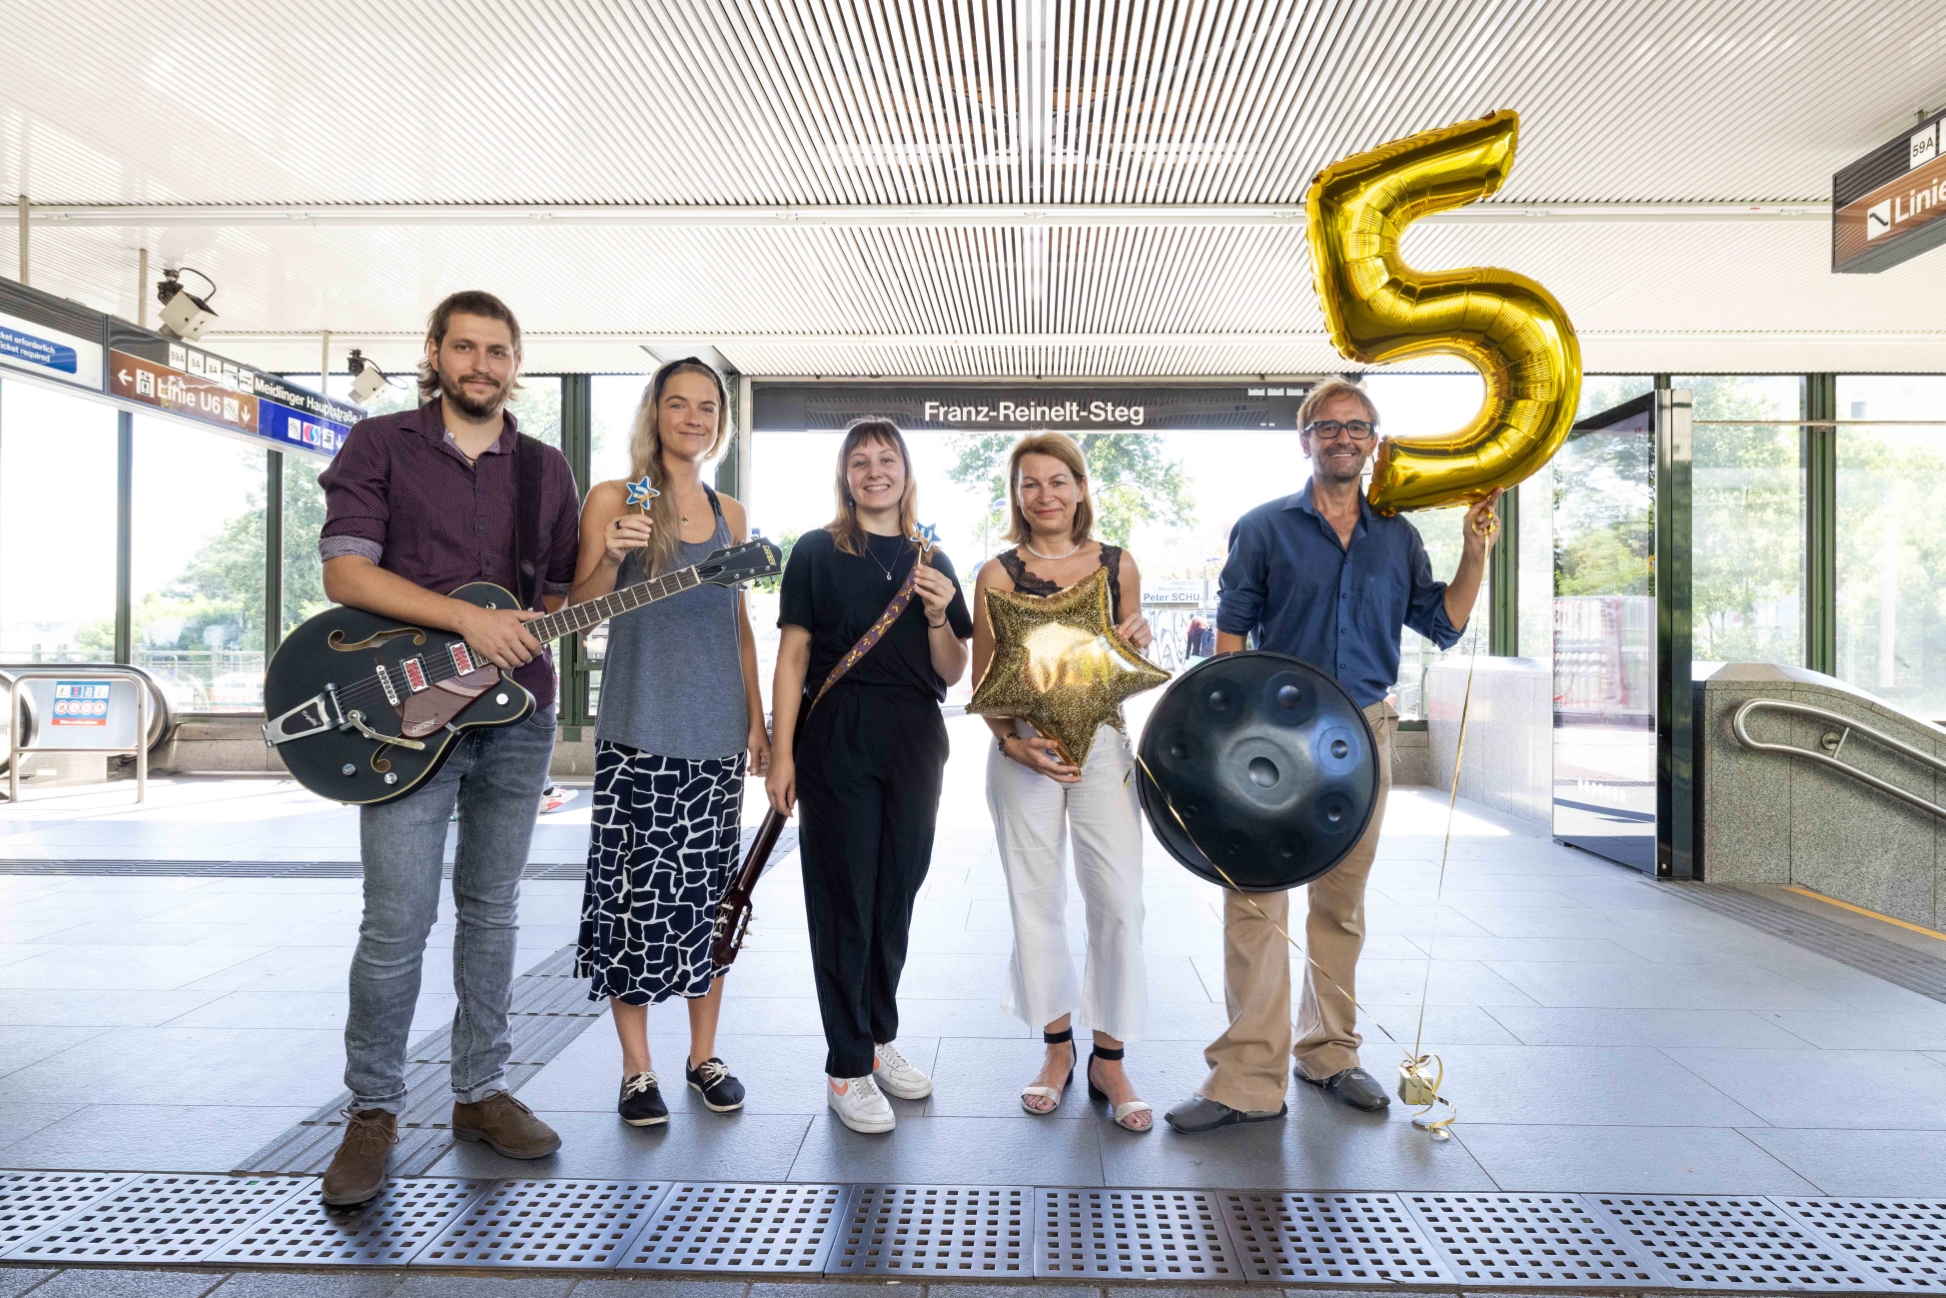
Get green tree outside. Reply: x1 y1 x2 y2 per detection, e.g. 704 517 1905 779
944 430 1196 551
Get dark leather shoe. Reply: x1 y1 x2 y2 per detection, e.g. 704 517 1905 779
1163 1094 1287 1134
321 1108 396 1206
452 1091 562 1158
1297 1064 1391 1111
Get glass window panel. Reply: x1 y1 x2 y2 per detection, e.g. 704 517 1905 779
283 454 330 634
1836 375 1946 719
0 380 119 664
130 420 267 712
1675 376 1804 670
592 374 648 486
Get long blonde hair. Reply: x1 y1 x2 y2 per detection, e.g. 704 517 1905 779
1003 431 1094 545
824 419 920 558
627 357 731 574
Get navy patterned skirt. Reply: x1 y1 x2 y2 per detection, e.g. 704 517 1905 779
577 740 747 1004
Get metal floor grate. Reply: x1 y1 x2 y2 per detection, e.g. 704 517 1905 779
1779 1199 1946 1290
1670 884 1946 1005
1593 1195 1878 1289
1404 1191 1669 1286
1222 1190 1453 1284
209 1177 488 1266
620 1182 848 1273
827 1184 1030 1276
0 1174 130 1252
1037 1187 1242 1281
3 1175 306 1264
415 1179 668 1269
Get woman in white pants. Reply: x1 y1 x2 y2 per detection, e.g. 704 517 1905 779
971 432 1154 1133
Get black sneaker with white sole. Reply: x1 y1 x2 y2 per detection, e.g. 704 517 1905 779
685 1057 746 1111
618 1071 668 1126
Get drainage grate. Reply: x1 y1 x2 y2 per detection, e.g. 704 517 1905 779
1670 884 1946 1005
1778 1199 1946 1290
1405 1192 1670 1286
4 1175 306 1264
414 1179 669 1269
620 1183 848 1273
1222 1190 1453 1285
0 1173 130 1252
1036 1187 1242 1281
209 1177 488 1265
1592 1195 1877 1289
827 1185 1029 1276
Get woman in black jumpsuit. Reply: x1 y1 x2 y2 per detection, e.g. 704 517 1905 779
766 419 973 1135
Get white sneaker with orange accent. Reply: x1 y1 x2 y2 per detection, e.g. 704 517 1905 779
872 1040 933 1100
827 1072 895 1133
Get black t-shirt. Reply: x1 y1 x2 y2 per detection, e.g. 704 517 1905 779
779 528 974 702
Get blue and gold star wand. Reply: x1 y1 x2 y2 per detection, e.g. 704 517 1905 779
624 475 659 515
911 521 938 559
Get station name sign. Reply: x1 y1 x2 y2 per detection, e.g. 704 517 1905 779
1833 108 1946 274
754 383 1313 433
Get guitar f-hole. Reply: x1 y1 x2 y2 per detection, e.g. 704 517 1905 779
371 746 393 774
329 627 428 653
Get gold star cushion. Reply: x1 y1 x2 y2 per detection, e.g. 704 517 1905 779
969 566 1172 766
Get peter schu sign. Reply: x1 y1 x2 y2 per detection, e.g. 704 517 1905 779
754 384 1313 434
1834 108 1946 274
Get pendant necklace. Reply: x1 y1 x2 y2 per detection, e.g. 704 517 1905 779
1025 539 1083 560
866 535 898 581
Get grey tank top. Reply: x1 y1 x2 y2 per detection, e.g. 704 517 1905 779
594 487 748 759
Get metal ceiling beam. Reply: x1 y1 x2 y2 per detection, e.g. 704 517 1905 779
207 328 1936 347
23 201 1828 228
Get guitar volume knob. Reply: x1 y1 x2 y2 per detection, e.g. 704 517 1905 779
341 764 356 776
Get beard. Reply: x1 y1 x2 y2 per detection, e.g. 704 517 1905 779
439 370 509 421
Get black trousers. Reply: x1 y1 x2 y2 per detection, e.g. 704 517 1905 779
795 685 949 1078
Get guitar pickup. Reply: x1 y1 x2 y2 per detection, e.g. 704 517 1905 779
374 663 401 707
401 656 429 692
450 643 477 675
262 690 340 748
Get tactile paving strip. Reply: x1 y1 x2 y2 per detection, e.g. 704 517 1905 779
827 1184 1029 1276
5 1174 307 1264
415 1179 669 1269
1037 1187 1242 1281
1591 1195 1877 1289
0 1173 131 1252
208 1177 489 1265
1222 1190 1453 1284
1777 1199 1946 1290
1404 1192 1670 1286
620 1182 848 1273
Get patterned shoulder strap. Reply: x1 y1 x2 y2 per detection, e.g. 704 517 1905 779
808 544 926 712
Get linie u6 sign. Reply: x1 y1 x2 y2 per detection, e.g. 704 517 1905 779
1834 108 1946 273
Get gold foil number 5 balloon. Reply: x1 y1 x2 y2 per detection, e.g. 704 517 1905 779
1306 110 1582 515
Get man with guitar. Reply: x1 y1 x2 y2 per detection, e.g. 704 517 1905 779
314 291 579 1204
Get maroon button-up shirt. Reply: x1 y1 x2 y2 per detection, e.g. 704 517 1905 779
318 400 582 710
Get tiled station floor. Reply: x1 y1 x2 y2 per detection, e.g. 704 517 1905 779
6 715 1946 1198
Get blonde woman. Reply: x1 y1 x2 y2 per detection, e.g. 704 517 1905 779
971 432 1154 1132
570 357 769 1128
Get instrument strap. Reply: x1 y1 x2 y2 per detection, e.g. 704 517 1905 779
807 540 927 714
513 433 547 610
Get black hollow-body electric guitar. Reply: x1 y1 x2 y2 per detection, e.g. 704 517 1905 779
263 539 781 805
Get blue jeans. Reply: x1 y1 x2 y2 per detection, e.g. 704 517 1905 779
344 705 556 1112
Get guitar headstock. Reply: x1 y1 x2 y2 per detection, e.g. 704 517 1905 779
698 539 784 587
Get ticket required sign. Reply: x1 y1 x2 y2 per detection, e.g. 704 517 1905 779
0 279 105 390
1834 108 1946 273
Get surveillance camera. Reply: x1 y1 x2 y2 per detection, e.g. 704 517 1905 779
347 349 389 404
155 268 218 343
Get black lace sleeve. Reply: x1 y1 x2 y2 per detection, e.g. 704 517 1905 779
1100 545 1124 622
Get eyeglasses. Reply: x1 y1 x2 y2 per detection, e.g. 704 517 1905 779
1305 419 1377 442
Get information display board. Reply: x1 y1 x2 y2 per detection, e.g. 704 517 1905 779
1833 107 1946 274
754 382 1312 433
0 278 105 391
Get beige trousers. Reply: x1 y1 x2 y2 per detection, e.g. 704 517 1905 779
1197 700 1396 1114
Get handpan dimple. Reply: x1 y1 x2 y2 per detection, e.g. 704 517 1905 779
1137 651 1380 893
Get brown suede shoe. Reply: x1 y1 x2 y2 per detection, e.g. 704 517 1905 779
451 1091 561 1159
321 1108 397 1207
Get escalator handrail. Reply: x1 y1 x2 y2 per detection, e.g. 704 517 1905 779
1731 696 1946 820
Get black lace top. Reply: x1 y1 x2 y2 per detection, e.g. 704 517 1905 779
995 544 1124 622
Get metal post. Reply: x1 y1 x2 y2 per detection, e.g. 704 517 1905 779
115 410 134 665
265 449 284 660
558 374 593 731
16 194 26 286
1804 374 1837 675
137 248 149 328
1489 484 1519 656
734 374 754 504
1655 384 1694 880
135 675 147 802
320 332 331 393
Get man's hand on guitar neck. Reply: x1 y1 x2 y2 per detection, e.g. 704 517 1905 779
322 555 548 672
452 604 546 670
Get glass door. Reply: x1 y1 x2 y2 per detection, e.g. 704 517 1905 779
1552 392 1657 869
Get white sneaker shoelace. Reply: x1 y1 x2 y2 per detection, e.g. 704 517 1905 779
875 1041 913 1073
623 1071 659 1098
695 1059 729 1087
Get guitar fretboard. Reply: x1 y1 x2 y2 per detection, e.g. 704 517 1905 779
524 566 703 646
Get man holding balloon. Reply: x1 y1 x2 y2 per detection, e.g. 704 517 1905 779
1164 379 1501 1133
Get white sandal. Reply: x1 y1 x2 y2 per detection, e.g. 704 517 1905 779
1021 1029 1075 1115
1087 1047 1154 1132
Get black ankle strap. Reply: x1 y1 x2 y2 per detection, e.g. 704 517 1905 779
1043 1028 1074 1045
1090 1045 1125 1061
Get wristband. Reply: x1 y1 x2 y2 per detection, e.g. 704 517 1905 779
927 616 947 629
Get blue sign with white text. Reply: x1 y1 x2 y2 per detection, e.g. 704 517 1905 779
0 323 78 374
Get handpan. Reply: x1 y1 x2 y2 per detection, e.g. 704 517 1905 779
1137 652 1379 892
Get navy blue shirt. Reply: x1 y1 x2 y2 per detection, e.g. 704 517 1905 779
1216 481 1462 707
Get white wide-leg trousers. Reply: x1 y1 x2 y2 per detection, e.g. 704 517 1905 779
986 723 1147 1042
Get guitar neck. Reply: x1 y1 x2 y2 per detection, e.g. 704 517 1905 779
521 565 710 646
